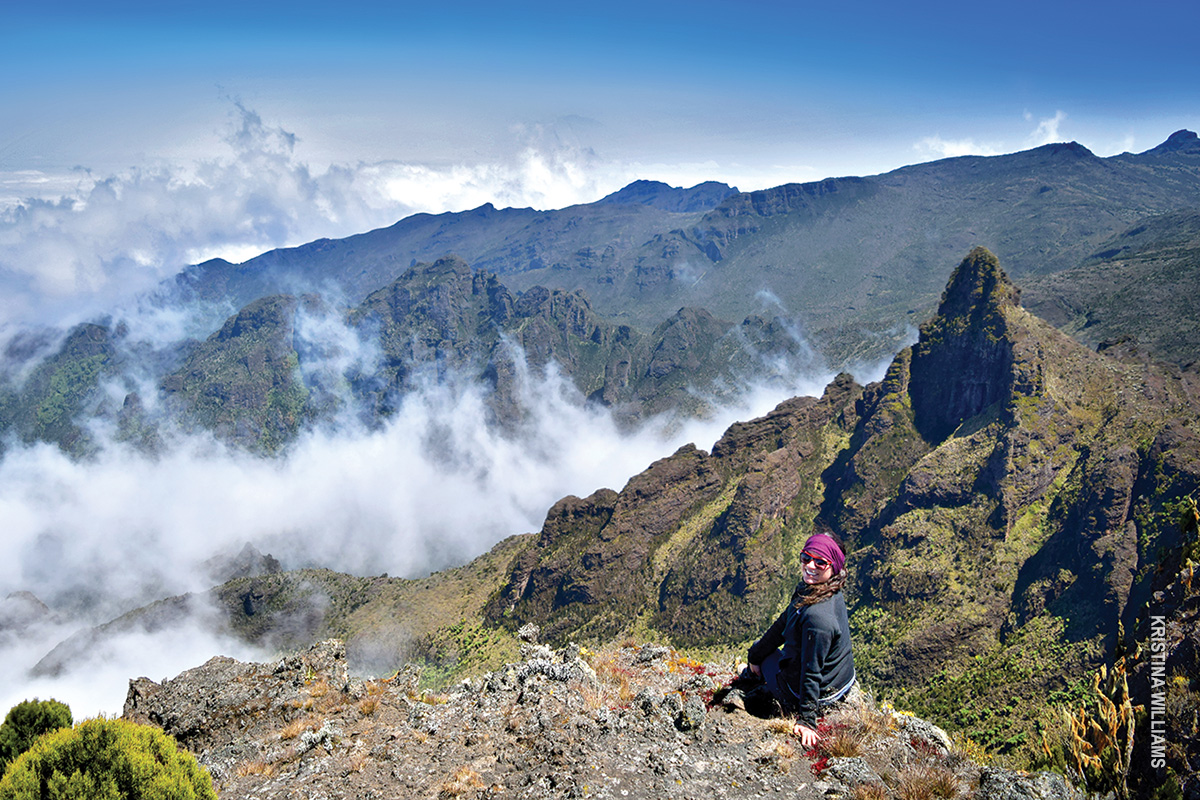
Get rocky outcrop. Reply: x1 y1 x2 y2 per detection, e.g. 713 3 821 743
486 376 862 647
909 247 1020 443
123 636 1080 800
161 294 310 452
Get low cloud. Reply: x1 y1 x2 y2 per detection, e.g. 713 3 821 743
1027 110 1068 146
914 136 1002 160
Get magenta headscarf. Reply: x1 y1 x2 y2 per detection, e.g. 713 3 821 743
802 533 845 574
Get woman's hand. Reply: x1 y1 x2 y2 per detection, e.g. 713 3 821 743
793 722 820 747
748 663 762 677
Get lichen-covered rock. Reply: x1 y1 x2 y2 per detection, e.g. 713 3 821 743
975 766 1085 800
825 756 884 788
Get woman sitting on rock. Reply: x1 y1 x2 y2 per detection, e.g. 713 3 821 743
747 525 856 747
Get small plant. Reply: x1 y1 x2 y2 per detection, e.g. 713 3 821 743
1066 657 1138 798
437 765 485 799
835 700 895 739
593 657 634 705
235 760 277 778
279 717 323 741
894 764 959 800
766 719 795 735
853 785 890 800
348 748 371 773
949 730 992 766
0 699 72 777
752 739 796 774
0 717 216 800
357 696 380 716
825 724 865 758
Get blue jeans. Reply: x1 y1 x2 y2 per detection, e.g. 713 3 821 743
759 649 855 713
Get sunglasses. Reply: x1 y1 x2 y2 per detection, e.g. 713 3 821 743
802 552 832 569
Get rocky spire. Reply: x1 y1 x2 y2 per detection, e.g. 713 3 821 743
909 247 1021 442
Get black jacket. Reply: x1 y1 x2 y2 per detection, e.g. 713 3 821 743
747 586 855 727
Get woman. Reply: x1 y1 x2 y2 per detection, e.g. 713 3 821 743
747 527 856 747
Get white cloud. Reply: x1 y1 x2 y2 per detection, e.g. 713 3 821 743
914 136 1002 160
0 103 630 333
1029 110 1067 146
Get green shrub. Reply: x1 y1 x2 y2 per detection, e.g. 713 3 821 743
0 699 72 776
0 717 215 800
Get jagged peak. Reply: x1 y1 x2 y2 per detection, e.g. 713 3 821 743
934 247 1020 322
908 249 1020 442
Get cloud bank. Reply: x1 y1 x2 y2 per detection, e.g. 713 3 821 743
0 104 627 333
0 308 847 717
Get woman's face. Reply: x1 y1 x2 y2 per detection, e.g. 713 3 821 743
801 551 834 585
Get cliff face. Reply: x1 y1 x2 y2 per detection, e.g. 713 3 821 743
484 376 862 646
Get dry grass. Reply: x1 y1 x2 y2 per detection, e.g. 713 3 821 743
852 785 890 800
834 700 895 739
748 738 796 777
235 760 278 778
504 704 525 733
824 725 865 758
307 679 330 698
592 657 634 705
752 739 797 774
894 764 960 800
279 717 324 741
349 750 371 773
578 682 605 712
766 719 796 735
438 765 486 799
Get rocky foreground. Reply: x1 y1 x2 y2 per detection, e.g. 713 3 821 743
122 629 1079 800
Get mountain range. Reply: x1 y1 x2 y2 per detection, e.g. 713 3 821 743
3 130 1200 457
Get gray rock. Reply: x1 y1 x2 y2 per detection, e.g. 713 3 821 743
825 756 884 788
635 644 672 664
635 687 666 716
976 766 1085 800
674 695 707 732
896 713 953 755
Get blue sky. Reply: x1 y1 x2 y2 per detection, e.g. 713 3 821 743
1 0 1198 325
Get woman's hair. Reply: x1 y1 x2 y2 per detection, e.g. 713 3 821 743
795 523 847 607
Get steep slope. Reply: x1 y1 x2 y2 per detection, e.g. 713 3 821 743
1022 208 1200 366
483 375 861 645
154 256 816 447
0 323 119 456
161 294 312 451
